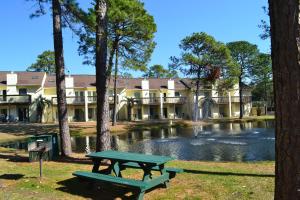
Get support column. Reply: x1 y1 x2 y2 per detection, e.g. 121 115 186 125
228 91 232 118
84 91 89 122
85 136 90 154
160 93 163 119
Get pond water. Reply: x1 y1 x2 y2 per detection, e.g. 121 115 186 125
73 120 275 162
0 120 275 162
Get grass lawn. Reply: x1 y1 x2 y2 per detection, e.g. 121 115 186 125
0 149 274 200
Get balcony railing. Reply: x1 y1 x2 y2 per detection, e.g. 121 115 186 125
88 96 114 104
133 96 187 105
212 96 252 104
0 95 31 104
52 96 85 105
52 96 114 105
163 97 187 104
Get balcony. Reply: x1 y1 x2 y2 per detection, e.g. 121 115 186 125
88 96 114 104
52 96 115 105
163 97 187 104
212 96 252 104
133 96 187 105
52 96 85 105
0 95 31 104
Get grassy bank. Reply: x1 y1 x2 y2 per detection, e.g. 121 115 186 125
0 149 274 200
0 120 193 142
0 116 274 142
206 115 275 123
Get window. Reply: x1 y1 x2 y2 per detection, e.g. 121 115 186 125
88 91 96 97
75 91 84 97
19 88 27 95
175 92 180 97
134 92 141 98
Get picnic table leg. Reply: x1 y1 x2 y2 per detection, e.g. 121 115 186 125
111 161 122 177
137 191 145 200
139 163 153 181
159 164 169 188
92 159 101 173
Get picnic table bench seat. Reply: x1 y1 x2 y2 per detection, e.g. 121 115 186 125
73 171 147 190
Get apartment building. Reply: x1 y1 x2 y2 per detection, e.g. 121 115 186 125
0 71 252 123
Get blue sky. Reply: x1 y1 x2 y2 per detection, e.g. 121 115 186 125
0 0 269 76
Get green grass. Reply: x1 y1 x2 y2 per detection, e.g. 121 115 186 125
206 115 275 123
0 149 274 200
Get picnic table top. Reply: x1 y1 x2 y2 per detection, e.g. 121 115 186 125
87 150 174 165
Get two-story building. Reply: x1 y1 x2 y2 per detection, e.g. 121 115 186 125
0 71 46 122
0 71 252 123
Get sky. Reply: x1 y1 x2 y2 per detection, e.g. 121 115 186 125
0 0 270 76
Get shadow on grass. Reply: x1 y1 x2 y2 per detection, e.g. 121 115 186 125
184 169 274 177
0 153 93 165
0 123 58 135
0 153 29 162
0 174 24 180
57 177 140 200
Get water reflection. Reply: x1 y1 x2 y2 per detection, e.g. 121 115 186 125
71 120 275 162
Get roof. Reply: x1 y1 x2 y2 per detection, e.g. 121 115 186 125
44 74 189 90
0 71 45 86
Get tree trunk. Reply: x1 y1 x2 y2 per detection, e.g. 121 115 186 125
112 46 119 126
52 0 72 156
239 77 243 119
269 0 300 199
264 81 268 115
193 80 200 121
95 0 111 152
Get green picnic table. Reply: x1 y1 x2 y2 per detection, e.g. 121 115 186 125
73 150 183 200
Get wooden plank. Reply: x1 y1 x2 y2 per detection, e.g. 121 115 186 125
73 171 147 190
144 173 170 190
122 162 183 173
87 150 174 165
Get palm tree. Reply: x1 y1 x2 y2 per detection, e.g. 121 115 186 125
201 96 216 119
126 97 137 121
33 95 51 123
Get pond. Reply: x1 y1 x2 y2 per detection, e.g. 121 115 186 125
73 120 275 162
0 120 275 162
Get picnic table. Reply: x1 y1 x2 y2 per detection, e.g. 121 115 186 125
73 150 182 200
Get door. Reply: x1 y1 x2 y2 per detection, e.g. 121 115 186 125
163 107 168 119
137 108 142 120
75 91 84 103
163 93 167 102
2 90 6 101
74 109 84 121
175 106 181 118
150 106 155 119
149 93 157 103
18 107 28 122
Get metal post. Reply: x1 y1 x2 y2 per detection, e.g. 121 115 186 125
39 152 43 178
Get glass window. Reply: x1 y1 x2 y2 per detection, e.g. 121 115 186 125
134 92 141 98
19 88 27 95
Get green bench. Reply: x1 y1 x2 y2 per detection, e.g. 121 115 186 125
73 150 182 200
73 171 147 190
73 170 170 200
